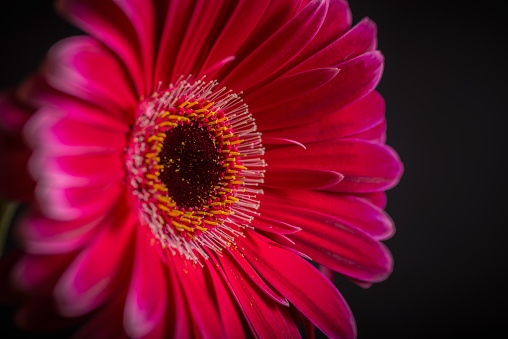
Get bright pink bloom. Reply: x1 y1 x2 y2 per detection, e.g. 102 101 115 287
0 0 402 338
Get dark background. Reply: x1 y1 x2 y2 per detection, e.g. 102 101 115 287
1 0 506 338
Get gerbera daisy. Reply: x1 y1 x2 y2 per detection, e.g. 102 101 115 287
0 0 403 338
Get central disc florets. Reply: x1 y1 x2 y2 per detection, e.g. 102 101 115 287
160 123 223 209
125 78 266 263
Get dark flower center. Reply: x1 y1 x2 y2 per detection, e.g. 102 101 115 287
159 123 223 209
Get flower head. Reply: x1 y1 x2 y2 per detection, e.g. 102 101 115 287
0 0 403 338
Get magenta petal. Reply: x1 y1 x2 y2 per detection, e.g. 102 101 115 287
113 0 155 93
262 90 385 144
263 168 344 190
169 253 225 338
171 0 229 78
245 67 339 111
203 259 248 339
348 119 387 144
11 253 76 294
255 52 384 131
56 0 147 95
73 287 128 339
34 154 125 188
222 0 327 92
54 209 136 317
264 139 403 193
43 36 137 113
198 0 270 79
18 212 103 254
261 189 395 240
153 0 196 85
228 246 289 306
288 0 352 69
124 229 167 338
250 215 302 235
35 181 122 221
217 252 300 338
258 204 394 282
290 17 378 75
241 231 356 339
0 92 35 201
18 74 131 126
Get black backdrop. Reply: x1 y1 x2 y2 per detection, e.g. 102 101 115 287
1 1 506 338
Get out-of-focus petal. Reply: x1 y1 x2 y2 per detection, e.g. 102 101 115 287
56 0 150 95
54 207 136 316
43 36 137 114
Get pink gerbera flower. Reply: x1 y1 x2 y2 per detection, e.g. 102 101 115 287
0 0 403 338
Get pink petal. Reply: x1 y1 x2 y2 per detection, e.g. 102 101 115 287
261 90 385 144
263 168 344 190
56 0 147 95
43 36 137 114
261 189 395 240
240 231 356 339
33 153 125 187
264 139 403 193
254 51 384 131
228 246 289 306
124 228 167 338
258 203 393 282
198 0 271 79
18 212 105 254
54 207 136 317
217 251 300 338
222 0 328 92
244 67 339 111
35 181 123 221
26 108 126 157
18 74 131 126
289 17 378 75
